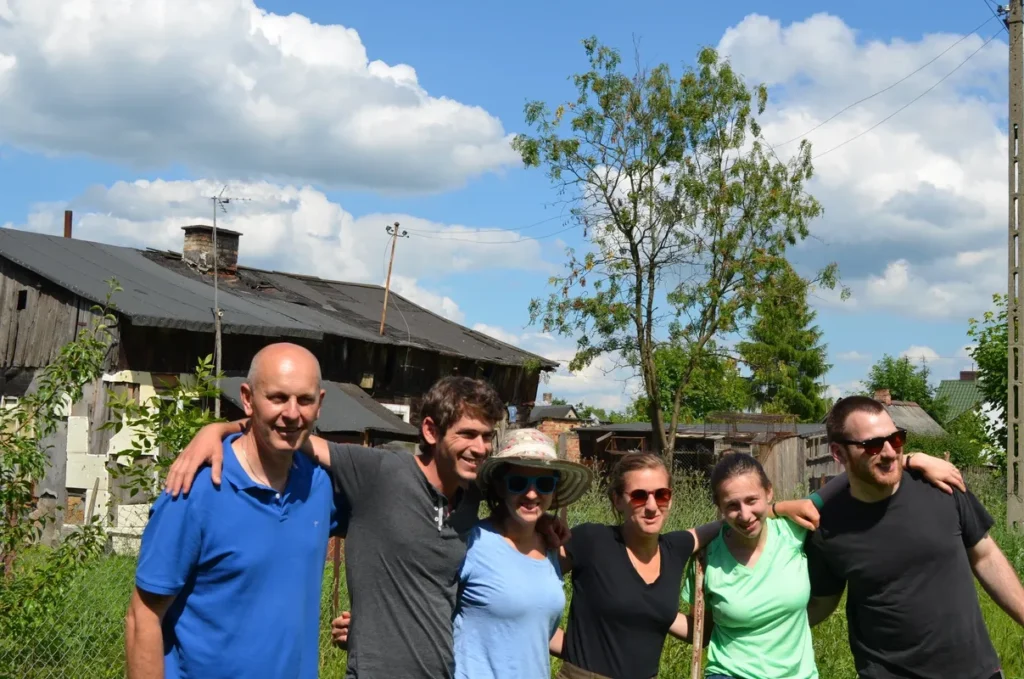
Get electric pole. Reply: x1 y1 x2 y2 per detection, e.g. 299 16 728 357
1007 0 1024 530
380 222 408 336
210 188 250 418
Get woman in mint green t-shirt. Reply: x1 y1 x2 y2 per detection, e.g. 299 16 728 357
683 451 962 679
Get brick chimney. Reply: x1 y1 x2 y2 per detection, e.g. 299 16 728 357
542 393 553 405
63 210 72 238
960 370 977 382
181 225 241 273
874 389 892 406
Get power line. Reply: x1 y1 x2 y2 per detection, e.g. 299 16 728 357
399 215 565 236
772 14 999 150
407 223 580 244
812 26 1003 160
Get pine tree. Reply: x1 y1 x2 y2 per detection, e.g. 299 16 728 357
738 264 831 422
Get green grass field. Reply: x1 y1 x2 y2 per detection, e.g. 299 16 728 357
1 468 1021 678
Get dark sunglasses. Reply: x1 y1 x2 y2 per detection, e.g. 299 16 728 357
835 428 907 456
505 474 559 495
627 487 672 507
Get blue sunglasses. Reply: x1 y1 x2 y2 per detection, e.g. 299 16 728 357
505 473 559 495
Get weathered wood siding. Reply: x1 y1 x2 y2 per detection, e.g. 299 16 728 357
0 261 120 370
804 435 842 491
758 437 804 499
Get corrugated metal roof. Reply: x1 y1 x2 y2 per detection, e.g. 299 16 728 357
218 376 418 438
578 421 827 438
886 402 947 436
0 228 556 368
935 379 983 423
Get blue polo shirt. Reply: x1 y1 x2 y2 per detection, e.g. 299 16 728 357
135 433 336 678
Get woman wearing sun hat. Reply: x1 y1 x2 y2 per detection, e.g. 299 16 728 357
452 427 592 679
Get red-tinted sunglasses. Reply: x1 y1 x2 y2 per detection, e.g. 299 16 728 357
835 428 906 456
627 488 672 507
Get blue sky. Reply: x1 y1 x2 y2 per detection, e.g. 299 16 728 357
0 0 1010 410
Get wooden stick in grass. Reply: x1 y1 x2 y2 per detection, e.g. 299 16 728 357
690 550 708 679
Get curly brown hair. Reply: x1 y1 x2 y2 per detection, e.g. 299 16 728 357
417 376 505 454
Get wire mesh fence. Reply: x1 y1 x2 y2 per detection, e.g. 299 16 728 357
0 541 350 679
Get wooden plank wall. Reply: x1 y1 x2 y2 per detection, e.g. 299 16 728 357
0 262 120 370
759 437 804 499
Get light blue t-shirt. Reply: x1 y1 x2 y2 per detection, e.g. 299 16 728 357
453 519 565 679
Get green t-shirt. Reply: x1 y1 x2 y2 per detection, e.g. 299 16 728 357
683 518 818 679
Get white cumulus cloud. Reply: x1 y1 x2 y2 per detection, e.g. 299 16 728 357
3 178 552 321
0 0 518 192
718 13 1007 321
900 345 941 363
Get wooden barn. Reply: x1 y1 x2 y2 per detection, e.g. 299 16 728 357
0 222 556 541
575 417 832 499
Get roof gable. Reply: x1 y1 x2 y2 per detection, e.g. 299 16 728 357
935 379 983 423
528 405 578 423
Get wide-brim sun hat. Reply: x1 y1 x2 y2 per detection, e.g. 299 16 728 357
476 427 593 510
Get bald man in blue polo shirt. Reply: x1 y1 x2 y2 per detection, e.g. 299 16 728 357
124 343 339 679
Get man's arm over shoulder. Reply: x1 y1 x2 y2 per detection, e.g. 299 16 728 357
126 489 204 678
325 441 387 508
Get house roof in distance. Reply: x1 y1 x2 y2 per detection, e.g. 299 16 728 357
528 404 577 423
935 378 983 423
0 228 556 369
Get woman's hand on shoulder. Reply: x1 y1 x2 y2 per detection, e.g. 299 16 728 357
905 452 965 495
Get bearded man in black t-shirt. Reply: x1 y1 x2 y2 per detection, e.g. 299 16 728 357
805 396 1024 679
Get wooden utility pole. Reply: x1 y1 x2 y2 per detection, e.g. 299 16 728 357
209 189 249 418
689 551 707 679
1008 0 1024 530
379 222 408 336
212 195 224 418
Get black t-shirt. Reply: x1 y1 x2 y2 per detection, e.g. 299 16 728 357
562 522 696 679
805 470 999 679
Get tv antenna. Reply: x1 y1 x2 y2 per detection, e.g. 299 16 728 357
210 186 251 417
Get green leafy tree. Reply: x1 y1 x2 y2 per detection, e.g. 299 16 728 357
967 293 1008 449
738 263 831 422
514 38 842 456
865 355 947 424
906 408 992 469
627 345 750 423
106 355 223 500
0 282 119 645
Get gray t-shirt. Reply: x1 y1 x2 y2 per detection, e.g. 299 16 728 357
329 443 480 679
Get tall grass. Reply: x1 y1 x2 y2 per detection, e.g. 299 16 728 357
1 468 1021 678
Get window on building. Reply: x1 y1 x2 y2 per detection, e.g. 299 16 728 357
16 290 27 310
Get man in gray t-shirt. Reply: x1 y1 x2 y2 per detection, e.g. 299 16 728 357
167 375 562 678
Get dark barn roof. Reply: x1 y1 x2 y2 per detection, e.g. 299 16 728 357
0 228 556 369
218 376 418 438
